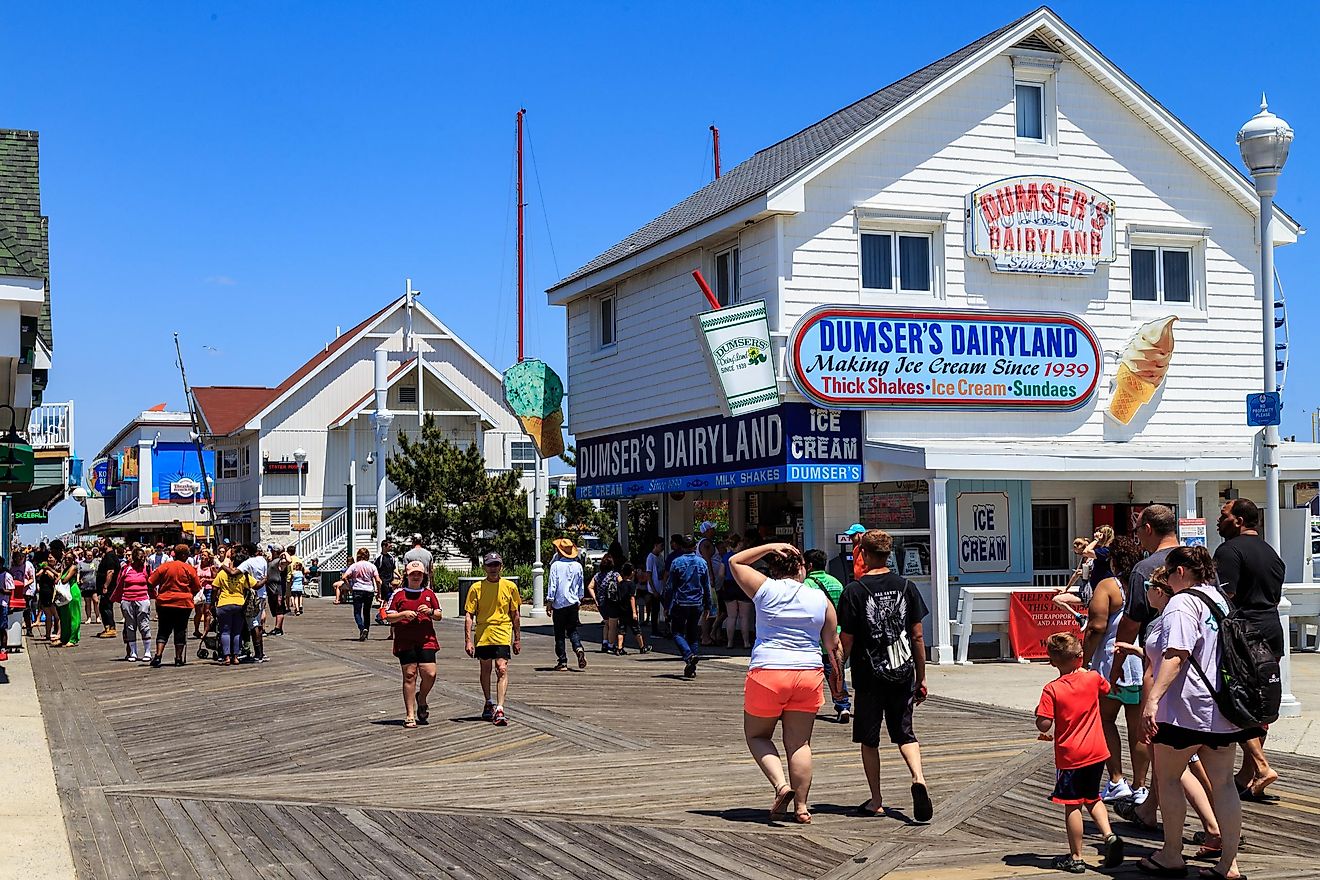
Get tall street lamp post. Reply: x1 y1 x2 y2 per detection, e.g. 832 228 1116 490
293 448 307 531
1238 96 1300 717
1237 96 1293 550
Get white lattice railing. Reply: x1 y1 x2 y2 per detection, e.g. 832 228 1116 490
296 493 415 563
1033 569 1076 588
27 401 73 449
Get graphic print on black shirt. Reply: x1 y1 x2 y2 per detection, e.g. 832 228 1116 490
839 573 929 683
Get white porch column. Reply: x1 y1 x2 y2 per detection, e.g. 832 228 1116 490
1278 589 1302 716
928 477 954 665
801 484 826 552
137 438 154 508
1180 479 1197 519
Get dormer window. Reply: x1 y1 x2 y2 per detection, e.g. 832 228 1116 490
1009 47 1059 157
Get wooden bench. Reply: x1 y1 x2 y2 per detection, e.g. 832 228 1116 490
953 585 1045 665
1286 582 1320 652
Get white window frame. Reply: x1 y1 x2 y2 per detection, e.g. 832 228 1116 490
854 208 946 301
595 290 617 352
218 446 250 480
1010 49 1059 158
1126 226 1208 317
712 243 741 306
510 440 537 470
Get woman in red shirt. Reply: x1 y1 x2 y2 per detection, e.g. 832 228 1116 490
384 561 441 728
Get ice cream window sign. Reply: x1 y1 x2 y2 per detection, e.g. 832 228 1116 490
968 175 1117 276
1108 316 1177 425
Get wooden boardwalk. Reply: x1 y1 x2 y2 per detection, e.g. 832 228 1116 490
31 601 1320 880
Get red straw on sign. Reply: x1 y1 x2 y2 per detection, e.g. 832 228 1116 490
692 270 721 310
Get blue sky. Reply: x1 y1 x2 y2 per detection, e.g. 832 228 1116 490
5 1 1317 538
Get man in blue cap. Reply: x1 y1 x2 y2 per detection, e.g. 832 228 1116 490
830 523 868 584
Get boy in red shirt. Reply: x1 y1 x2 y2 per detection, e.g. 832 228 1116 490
1035 632 1125 873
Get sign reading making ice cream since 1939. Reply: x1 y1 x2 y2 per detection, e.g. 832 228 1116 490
789 307 1102 411
968 175 1116 276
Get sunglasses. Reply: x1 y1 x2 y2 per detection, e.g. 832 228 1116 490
1145 580 1174 597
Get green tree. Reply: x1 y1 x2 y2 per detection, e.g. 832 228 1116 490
385 416 533 568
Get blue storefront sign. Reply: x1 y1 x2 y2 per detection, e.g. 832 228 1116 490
575 403 863 499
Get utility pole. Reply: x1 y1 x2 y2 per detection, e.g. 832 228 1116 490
710 125 721 179
516 108 546 618
174 333 217 542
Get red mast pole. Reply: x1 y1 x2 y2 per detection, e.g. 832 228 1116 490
710 124 721 179
517 108 526 362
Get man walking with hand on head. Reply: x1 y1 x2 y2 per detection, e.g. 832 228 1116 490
1215 498 1285 800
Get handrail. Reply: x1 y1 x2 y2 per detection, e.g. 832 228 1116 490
297 492 414 561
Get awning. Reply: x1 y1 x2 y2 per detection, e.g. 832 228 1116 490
864 437 1320 482
78 501 211 537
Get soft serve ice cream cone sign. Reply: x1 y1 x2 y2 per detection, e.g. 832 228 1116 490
1107 316 1177 425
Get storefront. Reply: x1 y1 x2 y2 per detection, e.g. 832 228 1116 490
575 402 864 547
549 8 1311 664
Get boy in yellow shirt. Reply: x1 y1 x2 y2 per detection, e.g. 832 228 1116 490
464 552 521 726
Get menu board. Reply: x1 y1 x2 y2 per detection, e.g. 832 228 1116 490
861 491 918 528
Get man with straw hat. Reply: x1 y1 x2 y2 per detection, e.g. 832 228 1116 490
547 538 588 671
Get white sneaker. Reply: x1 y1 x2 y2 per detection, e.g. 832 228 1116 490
1101 779 1134 802
1132 786 1149 805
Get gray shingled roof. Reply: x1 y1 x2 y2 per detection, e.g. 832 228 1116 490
0 129 51 349
550 11 1035 291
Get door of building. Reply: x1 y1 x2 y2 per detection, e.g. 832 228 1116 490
1031 502 1072 586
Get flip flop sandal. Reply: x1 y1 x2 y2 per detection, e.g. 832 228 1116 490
1137 856 1188 877
1198 869 1246 880
417 704 429 724
793 811 812 825
853 800 883 817
769 787 794 820
403 717 417 729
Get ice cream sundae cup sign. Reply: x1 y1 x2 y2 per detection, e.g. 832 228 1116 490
502 359 565 459
694 299 781 417
968 175 1116 276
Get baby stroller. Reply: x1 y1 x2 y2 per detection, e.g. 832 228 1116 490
196 619 220 661
195 617 252 661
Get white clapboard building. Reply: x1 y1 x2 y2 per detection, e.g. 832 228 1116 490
193 293 536 568
547 7 1315 663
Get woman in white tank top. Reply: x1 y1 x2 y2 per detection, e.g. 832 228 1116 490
729 542 842 825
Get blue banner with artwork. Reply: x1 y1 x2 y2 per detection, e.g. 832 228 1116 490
152 442 213 504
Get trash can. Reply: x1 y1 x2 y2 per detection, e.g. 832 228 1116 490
319 570 344 600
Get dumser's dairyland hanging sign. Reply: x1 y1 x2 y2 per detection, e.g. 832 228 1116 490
968 175 1116 276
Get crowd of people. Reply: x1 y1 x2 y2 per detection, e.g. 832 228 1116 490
2 496 1290 879
0 536 321 666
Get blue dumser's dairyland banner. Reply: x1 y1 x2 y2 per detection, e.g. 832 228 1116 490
575 403 863 499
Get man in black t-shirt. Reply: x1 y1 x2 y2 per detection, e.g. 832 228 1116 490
95 539 121 637
375 539 400 625
1215 498 1284 800
837 529 932 823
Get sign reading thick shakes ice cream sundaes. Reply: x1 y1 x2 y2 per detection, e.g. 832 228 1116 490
789 307 1102 410
968 175 1116 275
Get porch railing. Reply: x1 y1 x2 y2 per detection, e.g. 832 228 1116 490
27 401 73 449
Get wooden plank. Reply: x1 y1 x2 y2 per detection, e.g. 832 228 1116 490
154 798 237 880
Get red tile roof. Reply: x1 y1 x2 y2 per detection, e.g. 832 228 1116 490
194 299 398 436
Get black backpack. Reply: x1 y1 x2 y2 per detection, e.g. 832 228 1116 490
598 571 622 603
1185 589 1281 728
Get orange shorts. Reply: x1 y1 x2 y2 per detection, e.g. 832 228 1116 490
744 667 825 718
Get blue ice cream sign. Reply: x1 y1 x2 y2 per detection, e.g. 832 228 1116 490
576 403 863 499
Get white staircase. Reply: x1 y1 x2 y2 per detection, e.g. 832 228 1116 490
295 493 414 575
